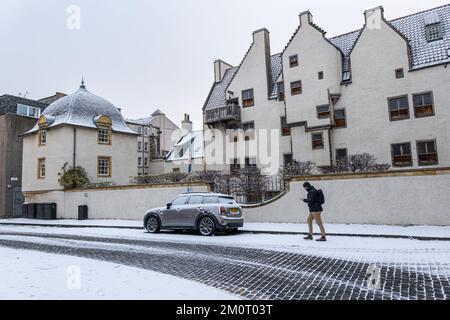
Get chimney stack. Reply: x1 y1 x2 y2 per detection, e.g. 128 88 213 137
181 113 193 133
214 60 233 83
299 11 313 26
252 28 272 97
364 6 384 28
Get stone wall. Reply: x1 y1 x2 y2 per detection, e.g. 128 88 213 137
244 168 450 226
24 182 210 220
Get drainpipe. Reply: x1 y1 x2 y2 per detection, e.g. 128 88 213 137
142 125 145 176
327 89 334 167
73 127 77 167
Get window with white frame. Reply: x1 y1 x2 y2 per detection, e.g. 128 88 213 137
38 158 46 179
17 104 41 118
98 128 110 144
97 157 111 177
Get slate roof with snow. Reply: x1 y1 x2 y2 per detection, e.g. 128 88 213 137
329 4 450 73
204 54 283 110
205 4 450 109
26 85 136 135
269 53 283 99
125 116 155 126
165 130 204 161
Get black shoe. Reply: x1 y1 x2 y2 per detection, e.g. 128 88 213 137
316 237 327 242
303 235 313 240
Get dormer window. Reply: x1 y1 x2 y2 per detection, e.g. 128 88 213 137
94 115 112 145
426 23 443 42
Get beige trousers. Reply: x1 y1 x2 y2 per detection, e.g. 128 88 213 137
307 212 326 237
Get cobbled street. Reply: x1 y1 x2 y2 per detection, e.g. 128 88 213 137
0 230 449 300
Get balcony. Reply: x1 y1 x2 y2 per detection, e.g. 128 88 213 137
205 104 241 125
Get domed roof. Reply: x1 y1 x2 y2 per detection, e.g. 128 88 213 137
27 83 136 135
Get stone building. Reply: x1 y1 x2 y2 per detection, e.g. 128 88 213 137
203 4 450 174
126 109 180 176
0 94 50 217
164 114 204 174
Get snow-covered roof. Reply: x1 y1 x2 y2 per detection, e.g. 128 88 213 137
125 116 155 126
204 54 282 110
329 4 450 72
165 130 204 162
205 4 450 108
25 85 136 135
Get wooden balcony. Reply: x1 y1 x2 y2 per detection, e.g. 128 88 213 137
205 104 241 125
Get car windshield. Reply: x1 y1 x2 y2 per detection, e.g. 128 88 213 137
219 197 236 204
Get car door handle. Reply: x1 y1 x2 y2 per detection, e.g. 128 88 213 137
176 208 182 212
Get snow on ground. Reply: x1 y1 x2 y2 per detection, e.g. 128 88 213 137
244 223 450 238
2 218 450 238
0 246 238 300
1 224 449 265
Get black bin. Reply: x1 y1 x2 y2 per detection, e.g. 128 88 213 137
27 203 36 219
35 204 45 220
22 204 29 218
43 203 57 220
78 205 88 220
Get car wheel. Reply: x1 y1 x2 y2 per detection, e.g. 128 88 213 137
146 215 161 234
198 216 216 236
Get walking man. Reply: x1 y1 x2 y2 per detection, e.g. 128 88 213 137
302 182 327 242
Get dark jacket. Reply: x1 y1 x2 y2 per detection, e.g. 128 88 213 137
303 187 323 212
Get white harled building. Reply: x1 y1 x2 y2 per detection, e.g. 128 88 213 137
203 4 450 173
22 81 138 192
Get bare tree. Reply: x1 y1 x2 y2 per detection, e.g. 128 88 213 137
282 161 315 177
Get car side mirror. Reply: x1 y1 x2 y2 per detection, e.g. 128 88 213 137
167 203 172 209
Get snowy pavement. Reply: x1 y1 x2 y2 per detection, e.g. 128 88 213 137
2 218 450 239
0 247 237 300
0 224 449 300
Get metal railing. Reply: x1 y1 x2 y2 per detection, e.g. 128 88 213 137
205 104 241 124
213 172 286 205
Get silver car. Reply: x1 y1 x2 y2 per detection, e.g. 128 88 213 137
143 192 244 236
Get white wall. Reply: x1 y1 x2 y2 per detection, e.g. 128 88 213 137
24 183 210 220
244 170 450 226
23 126 137 192
216 29 291 174
334 8 450 168
283 12 342 126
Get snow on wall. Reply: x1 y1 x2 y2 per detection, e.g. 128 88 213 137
244 170 450 226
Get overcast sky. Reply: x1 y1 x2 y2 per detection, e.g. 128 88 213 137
1 0 448 129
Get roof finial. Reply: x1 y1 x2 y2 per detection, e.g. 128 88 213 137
80 77 86 89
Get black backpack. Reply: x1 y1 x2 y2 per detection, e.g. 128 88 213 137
316 189 325 205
